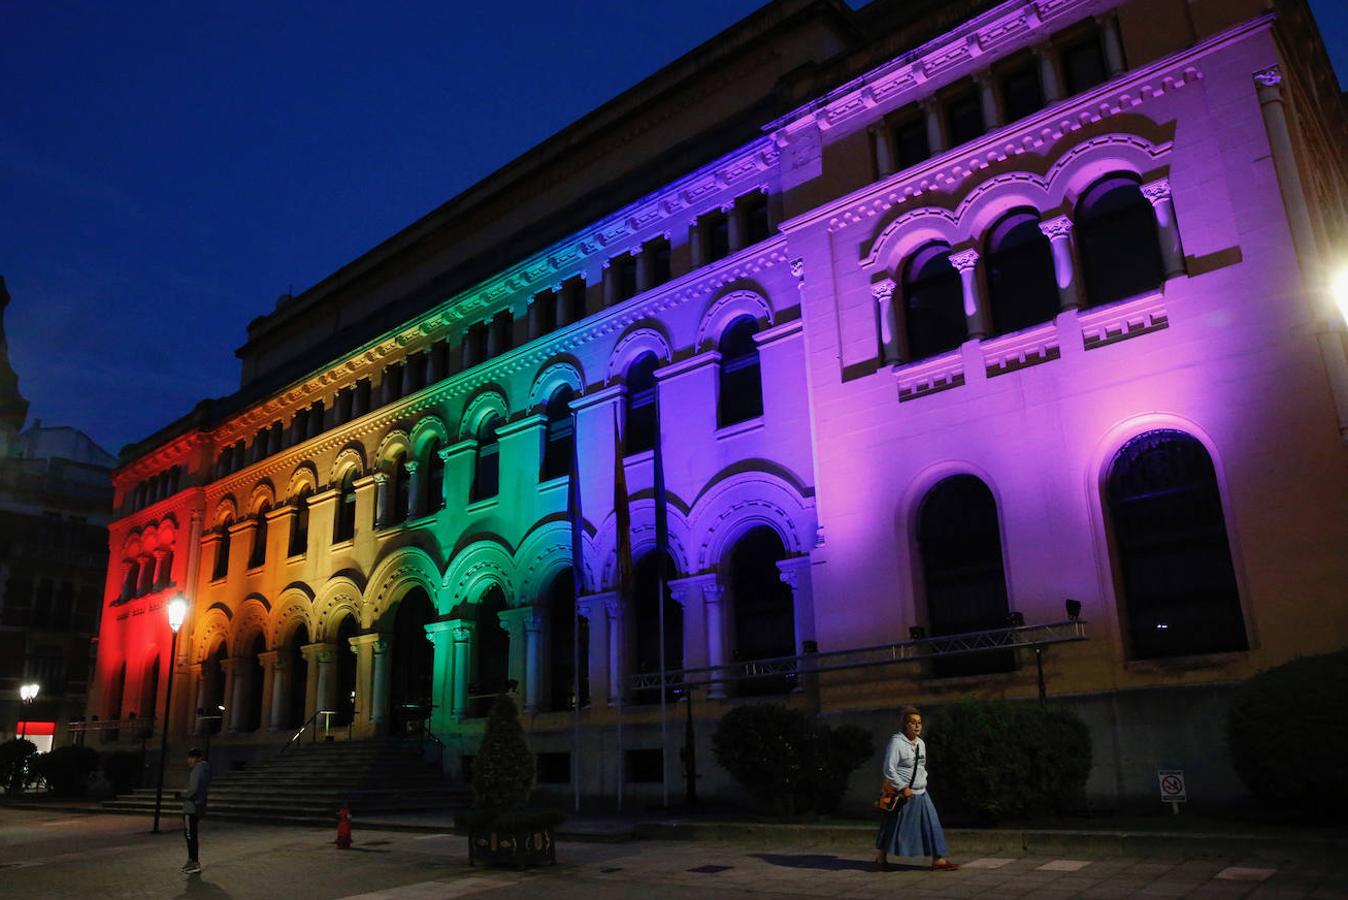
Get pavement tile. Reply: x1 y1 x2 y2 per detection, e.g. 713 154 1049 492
1039 858 1093 872
1218 867 1279 882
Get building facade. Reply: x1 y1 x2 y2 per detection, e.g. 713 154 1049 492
0 279 116 751
88 0 1348 809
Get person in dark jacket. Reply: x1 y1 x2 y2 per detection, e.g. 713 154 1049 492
180 748 211 875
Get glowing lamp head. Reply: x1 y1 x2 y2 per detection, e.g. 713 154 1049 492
1333 267 1348 329
167 596 188 633
20 683 39 702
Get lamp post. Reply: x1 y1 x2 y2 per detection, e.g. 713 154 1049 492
18 683 39 741
152 596 188 834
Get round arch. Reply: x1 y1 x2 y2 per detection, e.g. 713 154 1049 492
695 289 774 351
375 429 413 467
528 360 585 411
328 444 367 486
689 468 815 572
312 572 366 642
458 388 510 440
861 206 960 272
442 537 517 613
409 414 450 455
606 324 674 383
268 585 316 649
366 546 444 629
246 481 277 514
286 463 320 499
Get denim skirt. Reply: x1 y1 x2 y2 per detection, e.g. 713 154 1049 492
875 791 949 857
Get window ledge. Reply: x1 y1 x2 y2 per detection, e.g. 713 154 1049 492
891 348 965 402
623 449 654 466
1079 289 1168 351
405 511 439 527
244 564 265 576
538 475 567 494
286 553 306 564
1123 650 1248 675
466 496 499 513
208 576 227 586
715 417 765 441
330 538 355 552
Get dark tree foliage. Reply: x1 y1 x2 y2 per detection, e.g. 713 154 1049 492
470 693 534 812
923 701 1092 824
713 704 874 815
1227 650 1348 819
101 750 144 794
0 738 37 794
33 745 100 796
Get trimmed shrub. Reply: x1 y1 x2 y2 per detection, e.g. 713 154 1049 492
33 745 100 796
470 694 534 812
922 700 1092 824
101 750 145 795
712 704 875 815
1 738 37 794
1226 650 1348 816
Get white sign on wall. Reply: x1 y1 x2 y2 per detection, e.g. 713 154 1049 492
1158 769 1187 807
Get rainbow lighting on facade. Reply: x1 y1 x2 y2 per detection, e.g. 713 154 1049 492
87 0 1348 810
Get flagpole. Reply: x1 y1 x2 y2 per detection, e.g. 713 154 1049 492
658 563 669 808
568 409 584 815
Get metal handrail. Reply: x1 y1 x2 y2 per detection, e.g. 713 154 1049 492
279 709 332 754
628 619 1089 690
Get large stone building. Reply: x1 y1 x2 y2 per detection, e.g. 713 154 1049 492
0 279 116 751
89 0 1348 809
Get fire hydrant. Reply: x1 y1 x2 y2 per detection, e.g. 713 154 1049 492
336 803 353 849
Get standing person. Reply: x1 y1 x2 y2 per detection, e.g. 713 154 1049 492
875 706 959 872
180 748 211 875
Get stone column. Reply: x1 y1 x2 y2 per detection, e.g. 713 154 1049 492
225 658 247 732
689 221 704 268
634 247 651 295
602 260 617 307
527 299 542 340
604 595 625 707
1142 179 1185 279
460 333 474 370
349 634 375 731
949 248 987 339
363 472 389 530
872 277 900 363
404 460 423 519
451 620 474 720
702 582 728 701
1035 44 1062 103
554 286 570 328
258 650 280 731
1254 67 1319 274
922 98 946 156
190 663 206 734
523 609 546 713
1038 215 1083 310
725 202 744 253
307 643 336 718
871 126 894 178
977 70 1001 131
578 594 607 707
1098 13 1125 76
776 556 818 709
485 319 500 358
371 637 392 727
424 620 456 729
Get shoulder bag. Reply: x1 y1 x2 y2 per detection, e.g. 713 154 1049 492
874 744 921 813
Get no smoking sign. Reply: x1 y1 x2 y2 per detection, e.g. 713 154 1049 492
1158 770 1187 804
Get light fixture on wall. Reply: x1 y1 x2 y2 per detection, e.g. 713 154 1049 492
908 626 926 641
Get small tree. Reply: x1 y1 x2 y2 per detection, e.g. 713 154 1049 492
471 693 534 812
1 738 37 794
33 745 100 797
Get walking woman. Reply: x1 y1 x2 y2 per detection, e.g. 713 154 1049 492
875 706 959 871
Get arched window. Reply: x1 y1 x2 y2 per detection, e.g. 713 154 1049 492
718 316 763 427
632 551 682 704
121 560 139 601
211 523 232 580
985 209 1058 334
425 439 445 512
140 656 160 726
901 242 966 361
389 588 436 734
1107 430 1245 659
334 470 357 543
624 353 659 455
389 451 410 524
285 623 310 728
1076 174 1164 307
472 585 510 717
248 504 269 569
137 557 155 595
243 632 266 732
541 386 575 481
726 527 796 696
546 569 589 711
473 416 501 502
289 489 311 557
156 549 174 589
917 475 1014 677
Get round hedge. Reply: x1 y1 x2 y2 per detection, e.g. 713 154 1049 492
1226 650 1348 814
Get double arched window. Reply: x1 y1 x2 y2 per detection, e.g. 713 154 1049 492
424 439 445 512
1106 430 1245 659
1076 174 1164 307
289 489 311 557
718 316 763 426
901 243 966 361
984 209 1058 334
248 504 269 569
473 416 502 501
624 353 659 455
541 386 575 481
211 521 232 580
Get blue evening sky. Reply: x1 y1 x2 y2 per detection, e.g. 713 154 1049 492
2 1 1344 456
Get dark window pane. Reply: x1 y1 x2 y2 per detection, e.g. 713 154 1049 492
706 213 731 261
728 527 796 696
631 551 682 706
1076 175 1164 306
946 93 984 146
717 317 762 426
742 193 771 245
894 117 930 169
541 387 574 481
902 244 966 360
985 210 1059 333
648 239 672 287
625 353 659 455
474 417 501 501
1063 36 1108 94
1002 65 1044 121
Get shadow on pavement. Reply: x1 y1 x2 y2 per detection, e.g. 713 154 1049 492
749 853 924 872
175 874 234 899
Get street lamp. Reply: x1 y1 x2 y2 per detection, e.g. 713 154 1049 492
1332 267 1348 329
152 596 188 834
18 683 39 741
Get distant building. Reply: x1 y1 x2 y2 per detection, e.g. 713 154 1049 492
0 278 115 751
88 0 1347 808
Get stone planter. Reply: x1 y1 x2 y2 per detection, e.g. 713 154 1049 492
467 825 556 867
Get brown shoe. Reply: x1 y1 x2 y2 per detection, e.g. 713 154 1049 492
932 859 960 871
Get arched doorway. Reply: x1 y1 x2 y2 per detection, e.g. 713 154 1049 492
472 585 510 717
632 551 681 705
545 569 588 711
389 587 436 735
725 527 795 696
334 615 358 726
108 661 127 722
285 624 309 728
199 644 226 735
917 475 1014 677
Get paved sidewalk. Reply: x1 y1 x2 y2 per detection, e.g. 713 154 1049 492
2 807 1347 899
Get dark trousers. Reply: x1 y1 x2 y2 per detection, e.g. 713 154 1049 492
183 814 200 862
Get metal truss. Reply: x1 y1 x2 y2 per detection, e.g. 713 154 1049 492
628 619 1088 691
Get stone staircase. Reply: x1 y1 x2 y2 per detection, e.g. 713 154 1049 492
102 738 469 826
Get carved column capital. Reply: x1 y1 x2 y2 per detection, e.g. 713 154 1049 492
1141 178 1172 206
871 277 896 303
1253 65 1282 89
790 257 805 281
1038 215 1073 240
948 248 980 272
